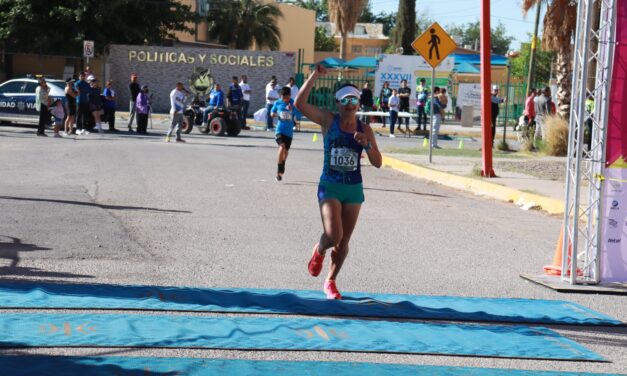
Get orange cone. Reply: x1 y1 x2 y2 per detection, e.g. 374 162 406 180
543 227 581 276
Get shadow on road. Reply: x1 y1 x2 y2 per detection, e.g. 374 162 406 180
0 236 92 280
283 181 448 198
0 196 191 214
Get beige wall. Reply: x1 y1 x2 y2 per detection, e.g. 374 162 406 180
174 1 314 71
272 3 315 66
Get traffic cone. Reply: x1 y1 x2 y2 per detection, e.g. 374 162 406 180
458 139 464 149
422 137 428 148
543 227 582 276
312 133 318 142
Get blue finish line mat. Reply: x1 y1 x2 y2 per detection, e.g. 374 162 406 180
0 357 623 376
0 313 605 361
0 282 620 326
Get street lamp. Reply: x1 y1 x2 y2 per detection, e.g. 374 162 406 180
502 50 520 146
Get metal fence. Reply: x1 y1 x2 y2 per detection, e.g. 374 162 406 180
300 72 533 127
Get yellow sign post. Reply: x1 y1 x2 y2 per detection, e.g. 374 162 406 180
411 22 456 163
411 22 457 69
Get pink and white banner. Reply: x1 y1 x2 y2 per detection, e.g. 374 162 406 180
600 0 627 282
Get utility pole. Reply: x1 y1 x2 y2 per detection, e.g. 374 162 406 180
526 1 542 93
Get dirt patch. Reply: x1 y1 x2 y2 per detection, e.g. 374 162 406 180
495 159 566 181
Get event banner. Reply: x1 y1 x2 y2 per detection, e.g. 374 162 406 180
374 54 454 109
600 0 627 283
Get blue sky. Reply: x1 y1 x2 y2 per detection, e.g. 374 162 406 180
369 0 546 51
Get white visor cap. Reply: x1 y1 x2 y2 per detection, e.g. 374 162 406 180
335 85 361 101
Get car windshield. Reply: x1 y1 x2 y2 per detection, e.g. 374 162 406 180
49 81 65 90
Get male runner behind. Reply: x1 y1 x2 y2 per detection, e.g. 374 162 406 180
271 87 295 181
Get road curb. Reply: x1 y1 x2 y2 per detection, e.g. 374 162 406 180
382 155 565 215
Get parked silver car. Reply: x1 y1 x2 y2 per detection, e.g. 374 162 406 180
0 77 66 125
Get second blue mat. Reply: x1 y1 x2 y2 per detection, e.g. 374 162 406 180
0 313 605 360
0 282 620 325
0 356 622 376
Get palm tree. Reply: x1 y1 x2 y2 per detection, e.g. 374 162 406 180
523 0 577 118
328 0 365 60
206 0 283 50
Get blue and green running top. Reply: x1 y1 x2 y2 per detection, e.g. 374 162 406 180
321 114 364 185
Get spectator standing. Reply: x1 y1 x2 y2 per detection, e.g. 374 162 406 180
166 82 187 143
523 89 536 129
49 99 65 138
430 87 443 148
35 77 51 136
359 81 374 125
127 73 141 132
398 79 411 133
490 85 505 146
64 77 77 135
378 81 392 128
416 78 427 99
287 77 301 126
265 77 279 131
533 86 552 143
74 72 91 135
416 89 428 131
227 76 244 126
136 85 150 134
239 75 251 130
103 80 118 132
585 94 595 150
388 89 400 137
438 88 448 119
88 78 104 133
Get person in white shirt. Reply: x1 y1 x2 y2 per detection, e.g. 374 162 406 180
388 89 400 137
239 75 251 130
265 77 279 131
287 77 300 127
166 82 187 143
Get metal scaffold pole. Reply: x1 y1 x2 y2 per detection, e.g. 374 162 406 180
562 0 617 285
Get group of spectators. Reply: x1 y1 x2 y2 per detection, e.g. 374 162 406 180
35 65 118 137
521 86 557 147
357 78 448 147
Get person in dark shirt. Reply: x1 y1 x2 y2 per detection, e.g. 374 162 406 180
74 71 92 135
378 81 392 128
359 81 374 125
127 73 141 132
227 76 244 126
398 79 412 133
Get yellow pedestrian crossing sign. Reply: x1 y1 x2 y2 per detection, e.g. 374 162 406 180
412 22 456 68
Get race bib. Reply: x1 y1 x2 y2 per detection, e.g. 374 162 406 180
278 110 292 120
330 147 358 172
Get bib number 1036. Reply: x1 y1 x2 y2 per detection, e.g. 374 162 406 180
330 148 358 171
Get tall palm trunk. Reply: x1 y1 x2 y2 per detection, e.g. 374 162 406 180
555 46 572 118
339 31 347 60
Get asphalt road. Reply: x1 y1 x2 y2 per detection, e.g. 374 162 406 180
0 121 625 374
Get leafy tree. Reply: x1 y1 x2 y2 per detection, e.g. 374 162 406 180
523 0 577 118
373 11 396 36
294 0 328 21
393 0 416 55
314 26 337 51
358 0 375 22
0 0 196 55
206 0 283 50
447 20 514 55
415 10 435 37
511 35 554 86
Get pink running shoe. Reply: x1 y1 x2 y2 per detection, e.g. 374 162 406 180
307 243 325 277
323 280 342 300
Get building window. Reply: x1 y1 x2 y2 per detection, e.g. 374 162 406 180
354 25 367 35
352 45 363 53
365 47 382 54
